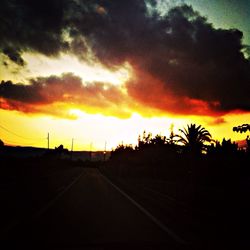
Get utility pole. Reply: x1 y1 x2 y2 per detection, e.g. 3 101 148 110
47 132 50 150
71 138 74 152
71 138 74 160
89 142 92 161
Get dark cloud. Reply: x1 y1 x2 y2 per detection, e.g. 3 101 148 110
2 47 25 66
0 79 43 103
0 0 68 63
1 1 250 116
0 73 132 118
81 2 250 115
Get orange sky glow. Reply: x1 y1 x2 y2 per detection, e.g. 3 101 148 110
1 1 250 151
1 53 249 151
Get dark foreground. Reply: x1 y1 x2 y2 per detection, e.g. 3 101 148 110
1 167 182 249
0 156 249 249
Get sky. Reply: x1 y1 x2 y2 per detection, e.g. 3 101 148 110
0 0 250 151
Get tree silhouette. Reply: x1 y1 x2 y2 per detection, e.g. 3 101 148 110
137 131 152 149
167 125 176 145
177 124 212 155
150 134 167 146
233 124 250 153
110 144 134 161
207 138 238 156
54 144 69 155
233 124 250 133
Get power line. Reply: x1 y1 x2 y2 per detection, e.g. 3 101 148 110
0 124 81 149
3 139 37 146
0 123 44 141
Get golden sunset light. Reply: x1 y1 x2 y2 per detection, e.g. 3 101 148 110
0 0 249 152
1 1 250 248
1 103 249 151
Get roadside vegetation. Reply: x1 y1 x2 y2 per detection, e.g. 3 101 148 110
106 123 249 182
102 123 250 247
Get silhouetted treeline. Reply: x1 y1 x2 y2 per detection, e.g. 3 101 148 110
233 124 250 133
107 124 250 184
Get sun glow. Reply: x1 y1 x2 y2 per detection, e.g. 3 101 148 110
1 49 249 151
1 105 249 151
68 109 86 119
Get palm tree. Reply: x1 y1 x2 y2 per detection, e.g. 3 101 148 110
177 123 212 155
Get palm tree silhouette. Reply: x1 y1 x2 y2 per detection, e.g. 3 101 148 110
177 123 212 155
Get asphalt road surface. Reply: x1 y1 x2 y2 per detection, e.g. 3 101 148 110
4 168 183 249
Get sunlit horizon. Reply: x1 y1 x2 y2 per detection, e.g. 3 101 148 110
1 106 249 151
0 0 249 152
1 51 249 151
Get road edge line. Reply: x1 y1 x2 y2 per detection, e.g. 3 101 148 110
99 171 188 246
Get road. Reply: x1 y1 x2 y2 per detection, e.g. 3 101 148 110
4 168 183 249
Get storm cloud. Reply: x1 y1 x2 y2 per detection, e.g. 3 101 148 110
0 0 68 64
0 73 134 118
0 0 250 116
